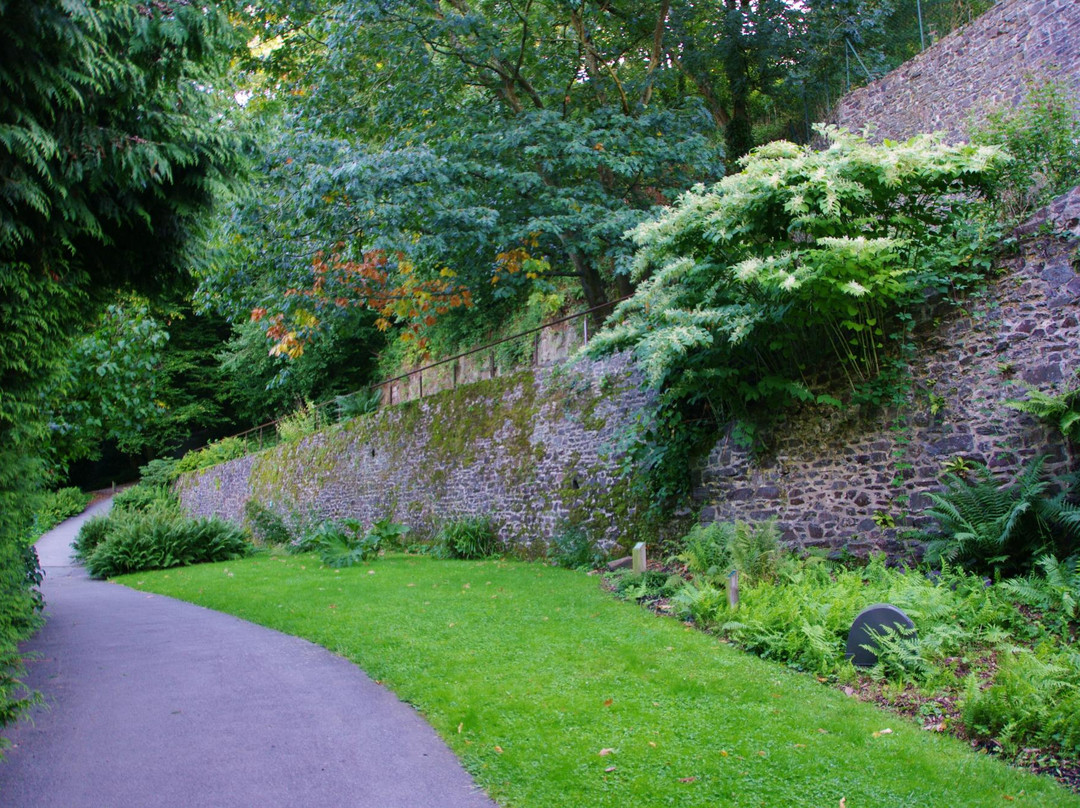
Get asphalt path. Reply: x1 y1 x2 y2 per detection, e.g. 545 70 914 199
0 499 498 808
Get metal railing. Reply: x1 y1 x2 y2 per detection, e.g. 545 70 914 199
225 296 629 452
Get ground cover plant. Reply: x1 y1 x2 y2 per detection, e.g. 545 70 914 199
27 487 92 540
610 515 1080 785
73 484 250 579
120 554 1078 807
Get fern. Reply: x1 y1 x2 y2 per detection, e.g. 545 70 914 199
1005 382 1080 444
922 457 1080 575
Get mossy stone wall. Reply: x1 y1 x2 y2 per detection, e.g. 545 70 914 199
176 353 656 554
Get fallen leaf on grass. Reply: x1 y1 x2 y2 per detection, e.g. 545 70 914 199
720 750 729 757
678 777 697 783
603 698 613 707
839 798 846 808
872 728 893 738
598 748 615 756
648 742 657 748
457 723 463 734
604 766 616 773
494 746 503 754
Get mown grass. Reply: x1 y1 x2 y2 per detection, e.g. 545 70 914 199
119 554 1080 808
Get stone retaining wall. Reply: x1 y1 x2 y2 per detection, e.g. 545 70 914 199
177 353 665 554
697 188 1080 554
834 0 1080 142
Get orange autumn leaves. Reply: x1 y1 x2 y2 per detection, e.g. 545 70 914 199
253 246 473 359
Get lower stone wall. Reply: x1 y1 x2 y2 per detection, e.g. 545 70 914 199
698 188 1080 554
176 353 664 554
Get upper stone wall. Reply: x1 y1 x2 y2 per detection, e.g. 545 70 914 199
697 187 1080 555
834 0 1080 142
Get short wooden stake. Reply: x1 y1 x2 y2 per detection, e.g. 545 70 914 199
727 570 739 609
632 542 647 574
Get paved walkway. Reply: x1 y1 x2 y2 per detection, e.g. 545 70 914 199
0 500 498 807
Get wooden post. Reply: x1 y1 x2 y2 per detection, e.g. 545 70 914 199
418 369 423 399
632 542 647 574
727 570 739 610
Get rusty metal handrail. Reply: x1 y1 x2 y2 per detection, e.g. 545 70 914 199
222 295 630 450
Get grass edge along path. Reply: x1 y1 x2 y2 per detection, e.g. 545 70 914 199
120 555 1080 808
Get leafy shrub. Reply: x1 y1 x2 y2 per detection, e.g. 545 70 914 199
300 518 386 567
972 78 1080 221
548 523 605 569
671 581 726 624
367 517 410 549
243 500 294 546
709 555 1023 678
677 519 780 585
1001 554 1080 633
174 437 251 476
585 126 1006 505
610 568 682 603
435 516 500 559
335 389 381 421
963 647 1080 756
922 456 1080 576
28 486 91 538
84 509 251 579
275 399 321 443
677 523 730 582
72 514 113 561
1005 378 1080 445
111 484 179 514
138 457 180 488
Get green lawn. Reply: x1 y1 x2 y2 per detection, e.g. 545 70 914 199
119 554 1080 807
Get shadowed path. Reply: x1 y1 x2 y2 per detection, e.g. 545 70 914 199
0 500 498 808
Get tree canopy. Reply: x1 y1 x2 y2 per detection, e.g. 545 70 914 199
0 0 242 739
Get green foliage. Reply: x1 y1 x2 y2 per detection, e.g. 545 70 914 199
963 647 1080 756
922 457 1080 576
366 517 410 550
275 400 322 444
83 508 250 579
111 485 179 515
243 500 294 547
587 127 1006 507
677 522 732 581
298 517 396 568
72 515 113 563
44 298 169 468
1001 555 1080 631
671 580 727 623
1005 379 1080 445
0 0 241 742
678 519 780 585
547 523 605 570
28 487 91 540
434 516 501 560
138 458 180 489
175 438 252 476
215 318 380 427
609 568 683 604
972 79 1080 222
335 389 381 422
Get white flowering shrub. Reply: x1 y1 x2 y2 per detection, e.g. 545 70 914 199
591 126 1005 407
587 126 1007 506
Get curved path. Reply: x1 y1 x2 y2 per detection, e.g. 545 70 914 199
0 500 498 808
